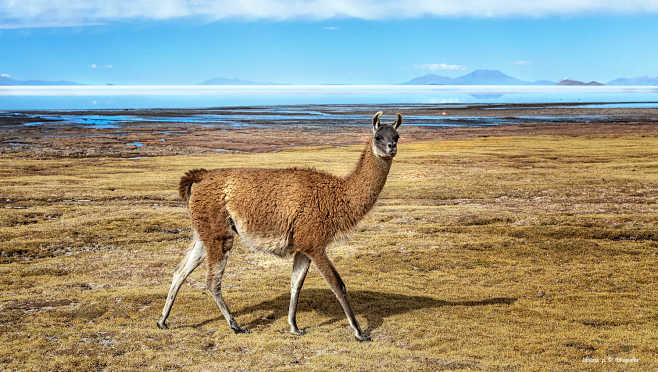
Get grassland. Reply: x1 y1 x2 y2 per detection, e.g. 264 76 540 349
1 135 657 370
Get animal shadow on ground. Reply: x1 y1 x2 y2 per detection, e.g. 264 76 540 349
189 289 517 333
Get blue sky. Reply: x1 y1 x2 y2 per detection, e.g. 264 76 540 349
1 1 658 84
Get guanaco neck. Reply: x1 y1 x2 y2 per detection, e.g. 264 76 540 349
343 138 392 221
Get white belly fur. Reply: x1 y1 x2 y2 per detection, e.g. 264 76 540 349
227 210 293 257
239 232 293 257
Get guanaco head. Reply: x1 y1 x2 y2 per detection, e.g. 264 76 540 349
371 111 402 159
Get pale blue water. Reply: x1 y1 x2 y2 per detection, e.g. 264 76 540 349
7 111 503 129
6 110 639 130
1 85 657 110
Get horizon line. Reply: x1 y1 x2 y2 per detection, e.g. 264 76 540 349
2 84 658 97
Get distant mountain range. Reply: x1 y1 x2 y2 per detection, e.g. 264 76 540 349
1 71 657 86
403 70 555 85
404 70 658 86
0 76 80 85
557 79 604 86
607 76 658 85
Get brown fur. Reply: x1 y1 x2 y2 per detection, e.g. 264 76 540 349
188 139 391 256
158 112 402 341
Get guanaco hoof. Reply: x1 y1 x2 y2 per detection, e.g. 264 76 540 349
290 328 306 336
229 322 251 334
156 321 168 330
355 334 372 342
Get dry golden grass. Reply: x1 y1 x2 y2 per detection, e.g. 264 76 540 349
1 135 657 370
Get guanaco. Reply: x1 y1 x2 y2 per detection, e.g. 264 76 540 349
157 111 402 341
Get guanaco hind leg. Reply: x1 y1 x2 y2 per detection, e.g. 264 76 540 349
288 252 311 335
205 236 248 333
157 233 206 329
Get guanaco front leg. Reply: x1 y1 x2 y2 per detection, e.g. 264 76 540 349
311 253 370 341
158 234 206 329
288 252 311 335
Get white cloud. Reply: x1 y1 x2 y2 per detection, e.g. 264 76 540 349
514 60 532 65
416 63 466 71
2 1 658 27
323 26 338 30
0 73 11 78
0 21 103 29
90 64 113 69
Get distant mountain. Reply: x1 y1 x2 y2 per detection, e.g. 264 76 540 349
557 79 604 86
200 77 273 85
404 74 455 85
453 69 525 85
607 76 658 85
0 76 81 85
403 69 554 85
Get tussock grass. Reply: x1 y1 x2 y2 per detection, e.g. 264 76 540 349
1 135 657 370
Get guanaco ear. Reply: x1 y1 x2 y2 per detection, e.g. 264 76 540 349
393 113 402 129
372 111 383 133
